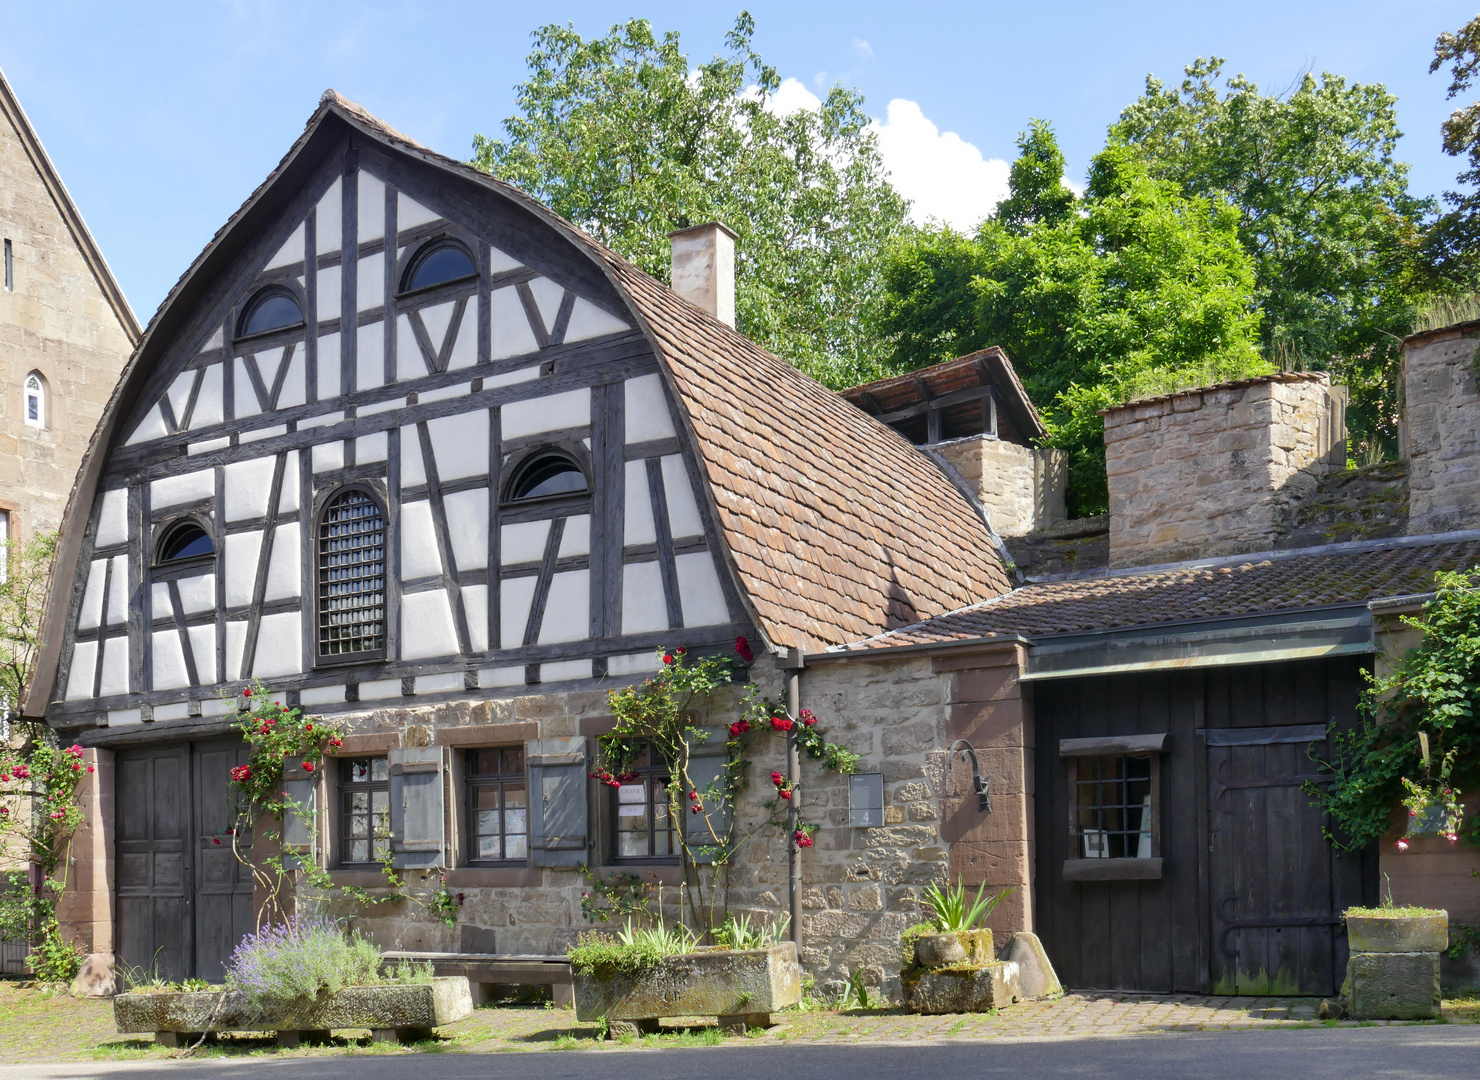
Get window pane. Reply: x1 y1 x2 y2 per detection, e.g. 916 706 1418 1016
1075 754 1154 859
504 785 526 810
474 750 501 776
348 839 369 862
350 759 371 783
475 786 500 811
371 759 389 782
408 245 476 291
504 807 527 836
349 791 368 813
243 291 303 336
618 831 647 858
476 808 500 836
477 835 502 860
501 747 525 775
505 834 527 860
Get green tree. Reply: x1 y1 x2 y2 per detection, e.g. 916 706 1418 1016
1427 16 1480 288
473 13 909 388
1110 58 1435 458
994 118 1076 234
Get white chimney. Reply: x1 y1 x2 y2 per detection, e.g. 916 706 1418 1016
669 222 736 327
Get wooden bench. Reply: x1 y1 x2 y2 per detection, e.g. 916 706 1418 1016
381 952 574 1006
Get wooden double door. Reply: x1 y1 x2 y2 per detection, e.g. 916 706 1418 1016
1033 658 1375 994
115 739 256 982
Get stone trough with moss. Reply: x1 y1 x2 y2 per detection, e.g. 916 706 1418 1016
113 976 473 1046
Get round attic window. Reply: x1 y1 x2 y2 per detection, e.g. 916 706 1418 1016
506 451 587 502
238 287 303 338
403 241 477 293
157 520 214 563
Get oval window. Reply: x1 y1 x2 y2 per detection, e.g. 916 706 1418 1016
158 520 214 562
508 451 587 501
239 288 303 338
404 242 476 293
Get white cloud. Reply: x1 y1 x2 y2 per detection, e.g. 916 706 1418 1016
854 39 873 58
872 99 1010 233
768 77 822 116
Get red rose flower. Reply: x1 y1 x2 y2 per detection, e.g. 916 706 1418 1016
213 837 221 845
72 763 81 772
798 709 818 727
676 647 687 655
794 830 813 849
779 789 792 800
771 771 784 786
302 762 315 772
305 724 313 732
663 653 675 665
770 716 793 732
243 688 253 696
735 636 754 662
86 766 95 774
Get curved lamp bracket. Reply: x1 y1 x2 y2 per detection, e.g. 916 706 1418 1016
950 739 992 813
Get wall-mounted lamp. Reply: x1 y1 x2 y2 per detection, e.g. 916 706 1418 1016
951 739 992 812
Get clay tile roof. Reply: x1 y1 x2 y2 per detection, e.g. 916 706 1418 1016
839 533 1480 649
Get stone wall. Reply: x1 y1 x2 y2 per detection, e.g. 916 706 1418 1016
935 435 1066 537
1003 515 1110 578
1402 326 1480 534
1104 373 1346 568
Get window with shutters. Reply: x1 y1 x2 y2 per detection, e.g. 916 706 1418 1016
466 746 528 865
612 742 677 862
339 757 390 865
317 486 387 663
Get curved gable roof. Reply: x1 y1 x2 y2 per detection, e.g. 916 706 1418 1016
27 92 1009 710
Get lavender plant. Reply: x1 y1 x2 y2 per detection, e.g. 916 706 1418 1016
223 914 427 1006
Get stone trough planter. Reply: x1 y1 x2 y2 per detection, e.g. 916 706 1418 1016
1341 909 1447 1021
573 942 801 1036
901 928 1023 1014
113 976 473 1046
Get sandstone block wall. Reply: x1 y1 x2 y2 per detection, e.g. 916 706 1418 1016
1104 374 1346 568
936 435 1067 537
1403 328 1480 534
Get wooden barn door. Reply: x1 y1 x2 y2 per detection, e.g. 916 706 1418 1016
116 738 253 981
1206 725 1364 996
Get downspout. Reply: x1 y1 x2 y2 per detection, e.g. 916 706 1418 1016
782 648 805 955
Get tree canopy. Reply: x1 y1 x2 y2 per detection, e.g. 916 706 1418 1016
473 13 909 388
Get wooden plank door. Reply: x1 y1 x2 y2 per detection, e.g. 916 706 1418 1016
192 739 255 981
115 743 193 982
1206 725 1353 995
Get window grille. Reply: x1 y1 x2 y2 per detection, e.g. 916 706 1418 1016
317 488 386 659
1074 754 1154 859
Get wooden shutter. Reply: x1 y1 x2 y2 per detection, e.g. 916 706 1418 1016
389 746 445 870
528 737 588 868
685 727 731 864
281 759 317 866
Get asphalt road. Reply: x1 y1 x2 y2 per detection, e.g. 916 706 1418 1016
2 1027 1477 1080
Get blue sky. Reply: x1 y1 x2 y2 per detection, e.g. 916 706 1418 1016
3 1 1477 322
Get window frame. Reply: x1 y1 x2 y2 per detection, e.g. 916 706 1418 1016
1059 734 1166 882
464 746 530 867
398 237 479 297
235 284 306 343
313 482 389 667
609 742 679 865
500 443 592 509
23 371 45 430
337 756 391 867
152 515 217 572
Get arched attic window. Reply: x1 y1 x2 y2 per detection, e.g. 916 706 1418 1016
317 487 387 660
401 240 477 294
156 519 215 564
237 286 304 339
23 371 45 429
504 448 588 503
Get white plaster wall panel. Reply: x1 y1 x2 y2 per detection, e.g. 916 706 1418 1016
478 665 523 687
527 277 565 335
279 452 300 514
490 286 540 359
501 520 550 566
419 383 469 404
317 178 342 254
313 442 345 473
188 437 230 456
154 703 191 721
299 684 347 706
356 432 388 463
444 488 490 570
538 569 589 644
356 321 384 391
224 531 263 608
661 455 704 538
125 404 169 446
624 460 656 545
149 581 171 616
564 298 630 343
253 612 303 677
241 424 287 446
624 374 676 443
152 469 215 509
359 678 402 700
223 457 278 521
427 410 490 480
489 245 522 274
400 425 426 487
357 253 384 312
609 651 661 676
421 302 455 351
622 562 668 635
558 514 590 558
201 697 233 717
448 303 477 369
108 709 143 726
78 560 106 631
397 191 440 230
264 522 301 601
265 222 305 270
202 326 224 352
486 365 540 390
255 346 285 392
676 551 729 626
542 658 592 682
99 636 130 697
278 349 306 409
104 556 129 626
225 621 247 681
358 171 385 242
65 641 98 701
400 501 443 580
152 630 189 691
96 488 129 548
317 264 341 321
415 672 464 694
191 363 224 428
166 369 196 427
501 387 590 440
400 590 459 659
500 576 538 647
461 583 489 651
176 573 216 615
233 356 263 419
187 625 217 684
317 332 341 400
395 315 423 381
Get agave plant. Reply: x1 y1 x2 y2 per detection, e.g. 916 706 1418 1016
921 878 1014 933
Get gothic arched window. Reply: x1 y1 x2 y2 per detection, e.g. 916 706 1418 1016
24 371 45 429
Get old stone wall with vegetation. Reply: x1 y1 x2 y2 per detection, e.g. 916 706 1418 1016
1403 328 1480 534
936 435 1067 538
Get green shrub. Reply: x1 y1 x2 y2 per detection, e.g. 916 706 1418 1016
567 918 695 979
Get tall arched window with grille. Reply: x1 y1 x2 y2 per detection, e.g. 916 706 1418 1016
317 487 387 661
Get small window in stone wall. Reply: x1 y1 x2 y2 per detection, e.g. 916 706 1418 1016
24 372 44 429
850 772 884 827
339 757 390 865
466 746 529 865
